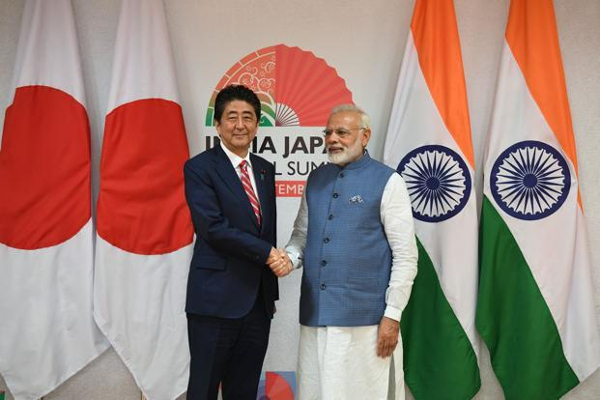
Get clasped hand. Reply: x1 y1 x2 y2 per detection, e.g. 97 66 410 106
266 247 293 277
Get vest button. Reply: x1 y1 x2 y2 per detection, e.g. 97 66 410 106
321 260 327 266
333 193 339 198
323 237 330 243
328 214 333 220
320 283 326 290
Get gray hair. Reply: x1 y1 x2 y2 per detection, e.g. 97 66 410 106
330 104 371 130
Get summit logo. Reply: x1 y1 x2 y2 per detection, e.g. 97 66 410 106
206 44 353 127
205 44 353 196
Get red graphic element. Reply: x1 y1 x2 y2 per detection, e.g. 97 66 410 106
263 372 295 399
274 45 353 126
0 86 91 249
219 46 277 97
275 181 305 197
209 44 353 127
97 99 193 255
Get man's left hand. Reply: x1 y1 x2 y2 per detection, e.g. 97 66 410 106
377 316 399 358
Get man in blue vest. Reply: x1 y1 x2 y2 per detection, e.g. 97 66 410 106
284 105 418 399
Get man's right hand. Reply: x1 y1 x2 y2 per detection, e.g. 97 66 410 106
267 247 292 277
377 316 400 358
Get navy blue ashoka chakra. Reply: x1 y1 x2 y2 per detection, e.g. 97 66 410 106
490 140 571 221
397 145 471 223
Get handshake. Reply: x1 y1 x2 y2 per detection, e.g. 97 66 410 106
266 247 293 278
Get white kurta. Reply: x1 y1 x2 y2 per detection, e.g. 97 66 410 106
286 172 418 400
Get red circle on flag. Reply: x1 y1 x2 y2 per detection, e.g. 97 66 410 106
96 99 193 255
0 86 91 249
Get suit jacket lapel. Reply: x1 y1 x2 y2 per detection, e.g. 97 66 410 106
213 146 260 229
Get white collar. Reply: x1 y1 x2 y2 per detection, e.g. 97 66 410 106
220 142 252 169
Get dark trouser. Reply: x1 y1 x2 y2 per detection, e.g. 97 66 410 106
186 292 271 400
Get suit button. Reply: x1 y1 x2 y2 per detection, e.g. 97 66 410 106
321 260 327 267
328 214 333 220
339 172 345 178
323 237 330 243
320 283 326 290
333 193 339 199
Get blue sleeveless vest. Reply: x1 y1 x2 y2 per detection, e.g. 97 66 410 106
300 152 395 326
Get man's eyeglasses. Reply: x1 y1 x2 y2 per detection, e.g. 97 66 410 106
322 127 365 139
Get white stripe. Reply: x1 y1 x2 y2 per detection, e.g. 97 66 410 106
241 178 257 196
241 172 261 208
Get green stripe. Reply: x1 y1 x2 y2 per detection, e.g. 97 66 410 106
402 238 480 400
476 196 578 399
0 391 4 400
205 107 215 126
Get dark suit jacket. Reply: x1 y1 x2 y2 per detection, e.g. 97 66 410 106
183 145 278 319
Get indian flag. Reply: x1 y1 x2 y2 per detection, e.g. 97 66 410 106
383 0 480 398
476 0 600 398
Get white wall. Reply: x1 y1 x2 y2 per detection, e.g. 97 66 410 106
1 0 599 399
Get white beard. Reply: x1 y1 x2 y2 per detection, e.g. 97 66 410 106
327 137 364 166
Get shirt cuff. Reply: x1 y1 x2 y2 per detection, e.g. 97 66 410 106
285 247 303 270
384 305 402 322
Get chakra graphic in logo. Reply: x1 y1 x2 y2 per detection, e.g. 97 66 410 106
206 44 353 127
397 145 471 222
490 140 570 220
256 371 296 400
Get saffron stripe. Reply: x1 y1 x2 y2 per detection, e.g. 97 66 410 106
411 0 474 168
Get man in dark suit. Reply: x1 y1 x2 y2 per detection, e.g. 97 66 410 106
183 85 290 400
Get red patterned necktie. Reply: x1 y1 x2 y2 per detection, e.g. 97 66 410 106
239 160 261 227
